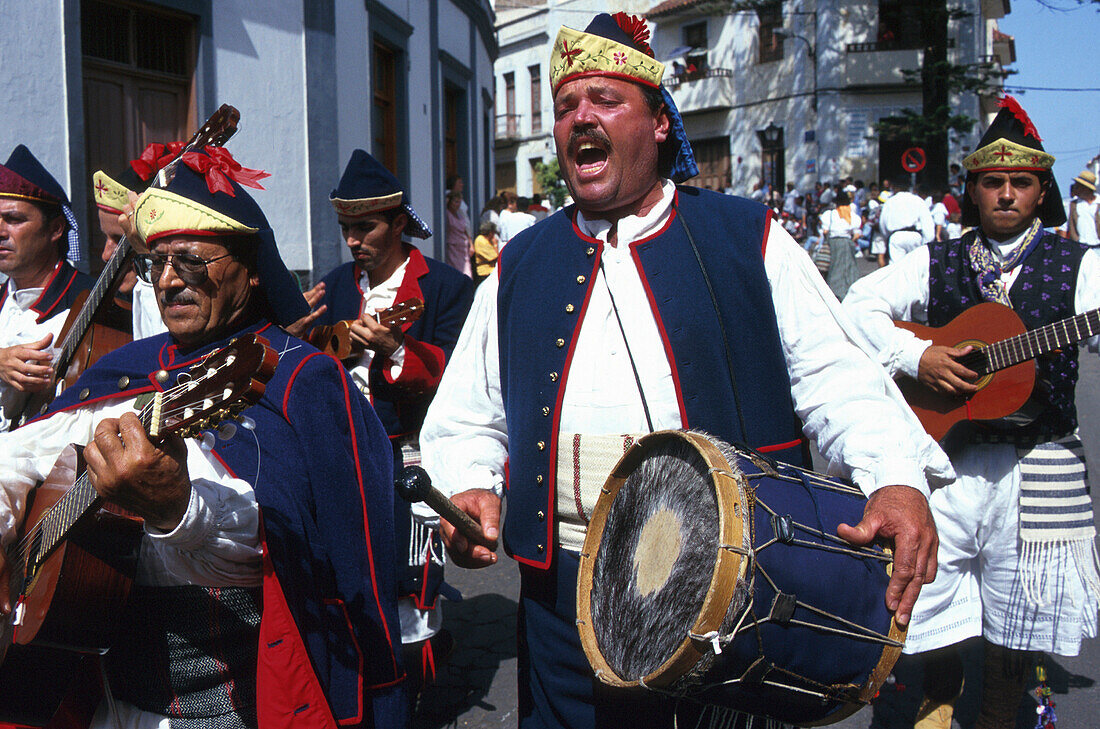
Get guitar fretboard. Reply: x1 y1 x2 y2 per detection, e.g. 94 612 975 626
52 237 133 378
967 308 1100 375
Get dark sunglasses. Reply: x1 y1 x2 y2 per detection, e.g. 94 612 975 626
134 252 234 286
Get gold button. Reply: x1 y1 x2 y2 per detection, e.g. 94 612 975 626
576 275 586 284
565 303 575 313
536 474 544 484
542 406 550 416
536 544 545 553
155 370 169 383
586 247 595 256
537 511 545 522
550 372 559 382
78 388 90 401
555 338 565 348
537 441 545 451
117 376 130 390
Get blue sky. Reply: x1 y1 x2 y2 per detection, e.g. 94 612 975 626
999 1 1100 192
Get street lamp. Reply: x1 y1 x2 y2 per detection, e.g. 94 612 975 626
762 122 782 145
774 28 816 112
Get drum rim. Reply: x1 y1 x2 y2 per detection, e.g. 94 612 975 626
576 429 749 690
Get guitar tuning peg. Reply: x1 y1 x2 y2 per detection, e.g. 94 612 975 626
217 421 237 440
238 415 256 431
200 431 216 451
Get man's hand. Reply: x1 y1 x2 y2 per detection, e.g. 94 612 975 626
918 344 980 397
440 488 500 569
837 484 938 627
0 334 54 392
83 412 192 531
348 314 404 359
284 282 328 338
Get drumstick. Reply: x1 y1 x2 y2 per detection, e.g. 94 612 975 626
395 465 494 546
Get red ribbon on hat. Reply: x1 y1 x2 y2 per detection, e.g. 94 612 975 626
181 146 271 197
130 141 186 181
612 12 653 58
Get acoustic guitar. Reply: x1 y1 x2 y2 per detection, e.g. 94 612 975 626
0 333 277 726
307 297 425 361
15 105 242 428
895 301 1100 442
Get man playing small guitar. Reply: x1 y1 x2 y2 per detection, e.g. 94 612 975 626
844 97 1100 729
288 150 474 710
0 148 406 729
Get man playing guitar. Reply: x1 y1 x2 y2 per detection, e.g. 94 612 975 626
844 97 1100 729
0 147 406 728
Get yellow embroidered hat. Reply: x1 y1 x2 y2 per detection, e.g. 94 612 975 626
549 12 664 94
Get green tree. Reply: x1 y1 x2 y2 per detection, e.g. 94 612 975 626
534 159 569 209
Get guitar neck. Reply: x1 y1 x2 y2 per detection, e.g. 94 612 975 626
32 402 154 563
976 307 1100 374
52 237 134 377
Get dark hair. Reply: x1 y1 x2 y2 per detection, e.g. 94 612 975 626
641 84 664 116
835 190 851 206
445 174 462 190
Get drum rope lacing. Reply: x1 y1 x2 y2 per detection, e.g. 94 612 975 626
638 467 902 705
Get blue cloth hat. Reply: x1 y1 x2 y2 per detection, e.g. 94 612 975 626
132 148 309 326
558 13 698 184
0 145 82 263
330 149 432 239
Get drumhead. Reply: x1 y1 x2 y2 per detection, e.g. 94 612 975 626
579 431 749 687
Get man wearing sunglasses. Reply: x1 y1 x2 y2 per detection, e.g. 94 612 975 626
0 145 91 432
0 148 406 729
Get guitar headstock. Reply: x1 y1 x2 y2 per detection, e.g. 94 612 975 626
149 333 278 439
156 104 241 186
380 297 425 328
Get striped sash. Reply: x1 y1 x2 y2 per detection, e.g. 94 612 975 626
1018 434 1100 604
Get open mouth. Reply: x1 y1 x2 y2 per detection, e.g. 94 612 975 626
574 141 609 176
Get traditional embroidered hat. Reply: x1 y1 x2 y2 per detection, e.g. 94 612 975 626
961 96 1064 227
1073 169 1097 192
132 147 308 325
329 149 431 239
0 145 82 263
549 13 698 184
93 142 186 215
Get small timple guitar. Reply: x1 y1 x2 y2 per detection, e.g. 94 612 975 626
0 333 277 727
307 297 425 361
895 301 1100 442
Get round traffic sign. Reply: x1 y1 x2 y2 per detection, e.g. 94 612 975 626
901 147 926 173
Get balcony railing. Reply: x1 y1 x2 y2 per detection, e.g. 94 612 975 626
663 67 733 89
495 113 522 141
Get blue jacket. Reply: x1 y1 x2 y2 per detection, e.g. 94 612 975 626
43 320 405 729
0 259 93 323
497 187 806 568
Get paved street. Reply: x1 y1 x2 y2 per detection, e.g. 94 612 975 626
411 255 1100 729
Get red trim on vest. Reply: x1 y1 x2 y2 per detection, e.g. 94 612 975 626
761 208 774 258
756 437 804 453
28 261 71 322
282 352 323 420
24 386 157 427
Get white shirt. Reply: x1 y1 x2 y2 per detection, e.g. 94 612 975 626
348 260 408 400
498 209 536 246
1070 197 1100 246
0 279 69 432
931 201 949 228
132 279 168 340
419 181 953 526
819 209 862 239
879 191 935 245
842 227 1100 381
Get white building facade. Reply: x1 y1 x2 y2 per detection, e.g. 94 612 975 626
648 0 1011 194
0 0 497 282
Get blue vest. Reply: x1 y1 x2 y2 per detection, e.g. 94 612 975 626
498 187 806 569
928 231 1088 446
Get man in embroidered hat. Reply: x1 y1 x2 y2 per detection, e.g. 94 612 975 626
294 148 474 708
1067 168 1099 245
845 96 1099 728
0 147 407 728
92 142 185 339
0 144 93 432
421 12 952 728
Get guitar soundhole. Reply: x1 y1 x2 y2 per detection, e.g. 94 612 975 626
330 335 340 351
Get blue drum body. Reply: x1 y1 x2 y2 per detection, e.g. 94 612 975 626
577 430 904 727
